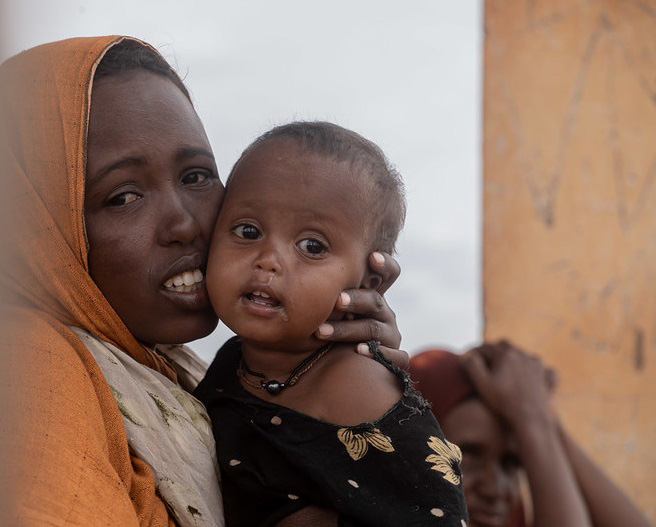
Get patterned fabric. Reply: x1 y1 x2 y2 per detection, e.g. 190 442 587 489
195 338 469 526
72 327 224 527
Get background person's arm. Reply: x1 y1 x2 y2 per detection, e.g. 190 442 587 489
558 425 651 527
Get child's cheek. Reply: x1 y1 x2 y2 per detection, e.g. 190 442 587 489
205 240 235 311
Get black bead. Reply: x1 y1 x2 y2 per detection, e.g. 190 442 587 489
263 380 283 395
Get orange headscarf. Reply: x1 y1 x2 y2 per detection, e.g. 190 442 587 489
0 36 179 526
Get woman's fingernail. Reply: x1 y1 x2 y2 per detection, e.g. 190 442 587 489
317 324 334 337
339 292 351 306
372 252 385 266
356 343 372 356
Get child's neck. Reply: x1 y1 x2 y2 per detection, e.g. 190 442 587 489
239 338 329 380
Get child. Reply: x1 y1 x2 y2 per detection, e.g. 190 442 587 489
194 122 468 526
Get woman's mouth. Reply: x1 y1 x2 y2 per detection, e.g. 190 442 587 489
163 268 204 293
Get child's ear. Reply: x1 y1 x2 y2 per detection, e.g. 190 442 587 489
360 270 383 291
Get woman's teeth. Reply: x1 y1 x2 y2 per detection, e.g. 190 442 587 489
163 269 204 292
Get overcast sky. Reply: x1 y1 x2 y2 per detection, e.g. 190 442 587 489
2 1 483 362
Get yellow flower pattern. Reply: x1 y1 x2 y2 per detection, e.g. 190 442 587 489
337 427 395 461
425 435 462 485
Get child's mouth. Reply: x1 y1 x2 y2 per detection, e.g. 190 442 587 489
246 290 281 308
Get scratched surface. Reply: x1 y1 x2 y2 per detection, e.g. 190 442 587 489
484 0 655 518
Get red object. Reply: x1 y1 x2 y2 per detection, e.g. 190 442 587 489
408 349 475 422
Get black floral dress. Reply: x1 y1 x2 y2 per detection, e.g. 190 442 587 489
194 338 469 527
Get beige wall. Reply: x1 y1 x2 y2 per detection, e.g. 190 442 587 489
483 0 656 519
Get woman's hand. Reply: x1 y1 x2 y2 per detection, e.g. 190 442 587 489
274 506 338 526
314 252 408 368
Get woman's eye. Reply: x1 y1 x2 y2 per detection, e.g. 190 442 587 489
107 192 140 207
298 238 327 255
233 224 261 240
182 171 210 185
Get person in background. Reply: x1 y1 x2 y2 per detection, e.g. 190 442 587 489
408 341 651 527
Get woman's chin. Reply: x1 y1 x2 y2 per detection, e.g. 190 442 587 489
136 312 220 346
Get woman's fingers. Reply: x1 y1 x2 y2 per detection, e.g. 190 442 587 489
368 252 400 295
314 253 403 360
322 287 402 348
355 343 410 369
274 506 338 526
335 289 390 320
316 316 399 349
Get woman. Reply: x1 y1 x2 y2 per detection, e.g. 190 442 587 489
408 342 651 527
0 36 404 526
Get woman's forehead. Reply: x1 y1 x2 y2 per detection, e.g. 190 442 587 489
87 71 210 168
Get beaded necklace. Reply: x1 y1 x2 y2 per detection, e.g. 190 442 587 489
237 343 333 395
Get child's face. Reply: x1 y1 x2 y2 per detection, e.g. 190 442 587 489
207 140 375 351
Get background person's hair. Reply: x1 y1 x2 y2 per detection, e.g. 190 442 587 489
228 121 406 254
94 39 190 101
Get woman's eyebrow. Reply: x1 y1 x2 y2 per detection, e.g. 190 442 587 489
176 146 215 162
90 156 146 184
89 148 215 184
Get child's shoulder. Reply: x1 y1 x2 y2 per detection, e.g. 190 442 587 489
306 344 404 426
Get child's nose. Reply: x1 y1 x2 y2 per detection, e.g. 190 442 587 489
254 247 283 274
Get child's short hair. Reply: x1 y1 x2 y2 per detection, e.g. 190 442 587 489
228 121 406 254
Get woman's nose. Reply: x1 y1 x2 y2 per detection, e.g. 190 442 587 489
158 191 201 245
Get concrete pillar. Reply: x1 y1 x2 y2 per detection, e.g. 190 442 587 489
483 0 655 519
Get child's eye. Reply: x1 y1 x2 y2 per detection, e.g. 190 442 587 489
297 238 327 256
107 192 140 207
233 224 261 240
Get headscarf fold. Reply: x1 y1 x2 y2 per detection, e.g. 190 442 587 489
0 36 176 375
0 36 192 526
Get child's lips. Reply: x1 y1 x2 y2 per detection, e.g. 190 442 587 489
245 290 281 308
240 286 287 319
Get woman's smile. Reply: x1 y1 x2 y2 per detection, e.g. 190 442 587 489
163 269 204 291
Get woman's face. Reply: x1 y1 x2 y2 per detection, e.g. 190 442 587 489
440 399 522 527
85 70 224 345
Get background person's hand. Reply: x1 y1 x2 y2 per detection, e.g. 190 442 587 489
461 340 555 428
